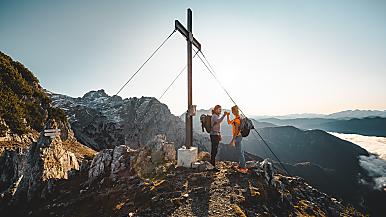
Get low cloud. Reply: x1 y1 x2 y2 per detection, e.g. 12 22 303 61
359 155 386 190
329 132 386 160
329 132 386 191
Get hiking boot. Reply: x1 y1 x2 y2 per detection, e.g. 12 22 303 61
238 168 248 173
212 167 220 172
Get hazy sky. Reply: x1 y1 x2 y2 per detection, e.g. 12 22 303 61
1 0 386 116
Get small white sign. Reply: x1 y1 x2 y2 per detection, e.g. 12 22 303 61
44 129 58 133
44 129 61 138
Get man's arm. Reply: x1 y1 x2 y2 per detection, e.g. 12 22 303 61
213 113 226 125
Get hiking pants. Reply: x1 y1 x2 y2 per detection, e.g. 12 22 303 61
235 136 245 168
210 134 221 166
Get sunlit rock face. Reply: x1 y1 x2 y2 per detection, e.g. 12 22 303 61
23 120 80 201
0 119 88 204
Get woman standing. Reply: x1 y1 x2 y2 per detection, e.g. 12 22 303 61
227 105 247 173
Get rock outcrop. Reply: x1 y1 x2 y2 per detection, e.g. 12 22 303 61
0 119 95 214
88 145 137 181
132 135 176 178
1 128 364 216
88 135 176 181
15 120 80 201
0 149 27 200
4 156 362 217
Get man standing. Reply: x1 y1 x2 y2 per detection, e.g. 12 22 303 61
210 105 228 169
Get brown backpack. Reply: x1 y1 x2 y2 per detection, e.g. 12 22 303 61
200 114 212 133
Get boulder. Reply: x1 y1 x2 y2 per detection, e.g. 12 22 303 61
88 145 137 181
88 149 113 180
254 159 274 186
133 135 176 178
111 145 137 181
192 161 214 172
146 135 176 163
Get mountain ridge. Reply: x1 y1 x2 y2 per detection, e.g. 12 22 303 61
253 109 386 120
260 116 386 137
49 89 201 151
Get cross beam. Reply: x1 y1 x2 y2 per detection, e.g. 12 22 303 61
175 20 201 51
175 9 201 149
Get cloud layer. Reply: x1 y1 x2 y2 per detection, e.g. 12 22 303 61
358 155 386 190
330 132 386 191
330 132 386 160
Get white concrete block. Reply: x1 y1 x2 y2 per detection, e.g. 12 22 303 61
177 146 198 168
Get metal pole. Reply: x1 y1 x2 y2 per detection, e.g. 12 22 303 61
186 8 193 148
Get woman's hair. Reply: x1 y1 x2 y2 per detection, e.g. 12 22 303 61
212 105 221 114
231 105 239 116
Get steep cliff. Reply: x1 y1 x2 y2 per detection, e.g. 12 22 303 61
0 51 96 213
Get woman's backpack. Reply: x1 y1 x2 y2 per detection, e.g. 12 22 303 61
200 114 212 133
239 117 254 137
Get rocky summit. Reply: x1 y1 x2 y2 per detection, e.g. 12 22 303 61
1 137 363 216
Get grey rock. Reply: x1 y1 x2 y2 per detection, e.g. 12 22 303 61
132 135 176 178
88 149 113 180
88 144 139 181
193 161 214 172
111 145 137 181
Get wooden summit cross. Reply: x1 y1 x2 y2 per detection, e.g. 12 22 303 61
175 8 201 149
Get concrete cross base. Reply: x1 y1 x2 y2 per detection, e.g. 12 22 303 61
177 146 198 168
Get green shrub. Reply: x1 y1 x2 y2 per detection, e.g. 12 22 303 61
0 51 63 135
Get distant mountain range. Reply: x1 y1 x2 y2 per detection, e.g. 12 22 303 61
253 109 386 120
260 117 386 137
185 108 386 137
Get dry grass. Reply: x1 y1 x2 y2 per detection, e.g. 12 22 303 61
114 202 125 210
231 204 247 217
294 199 327 217
248 180 261 197
0 141 29 155
150 180 165 191
62 139 96 160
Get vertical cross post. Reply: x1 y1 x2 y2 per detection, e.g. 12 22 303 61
175 8 201 149
186 9 193 149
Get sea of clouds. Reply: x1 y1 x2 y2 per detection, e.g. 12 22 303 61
330 132 386 191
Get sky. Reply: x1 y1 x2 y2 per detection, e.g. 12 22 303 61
1 0 386 116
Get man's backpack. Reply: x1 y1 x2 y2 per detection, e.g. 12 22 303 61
239 116 255 137
200 114 212 133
